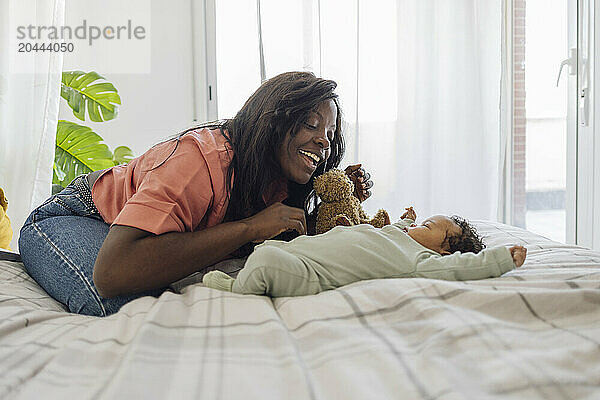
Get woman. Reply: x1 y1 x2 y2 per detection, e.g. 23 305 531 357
19 71 374 316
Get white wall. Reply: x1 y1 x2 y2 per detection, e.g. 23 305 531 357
59 0 197 156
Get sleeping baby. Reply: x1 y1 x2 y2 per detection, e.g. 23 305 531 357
202 207 527 297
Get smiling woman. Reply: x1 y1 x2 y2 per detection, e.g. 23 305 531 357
18 71 376 316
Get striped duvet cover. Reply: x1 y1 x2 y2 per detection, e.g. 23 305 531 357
1 221 599 399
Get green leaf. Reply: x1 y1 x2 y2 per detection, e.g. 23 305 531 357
53 162 66 183
112 146 135 165
61 71 122 122
54 120 115 186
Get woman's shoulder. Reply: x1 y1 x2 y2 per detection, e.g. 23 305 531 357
183 127 232 154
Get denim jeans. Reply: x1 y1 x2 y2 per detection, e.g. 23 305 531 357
19 176 165 316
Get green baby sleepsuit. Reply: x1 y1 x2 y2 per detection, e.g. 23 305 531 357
209 219 516 297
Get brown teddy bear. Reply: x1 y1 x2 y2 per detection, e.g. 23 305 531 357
314 169 390 234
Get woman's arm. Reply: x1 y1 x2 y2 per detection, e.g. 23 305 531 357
93 202 306 298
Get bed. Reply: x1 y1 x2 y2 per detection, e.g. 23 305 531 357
1 221 599 399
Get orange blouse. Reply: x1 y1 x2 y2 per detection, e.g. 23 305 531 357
91 128 288 235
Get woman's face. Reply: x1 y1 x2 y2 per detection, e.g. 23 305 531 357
277 99 337 184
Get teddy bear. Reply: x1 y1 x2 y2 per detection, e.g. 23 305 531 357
314 169 390 234
0 188 13 250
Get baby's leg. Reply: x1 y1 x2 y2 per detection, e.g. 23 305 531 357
233 244 324 297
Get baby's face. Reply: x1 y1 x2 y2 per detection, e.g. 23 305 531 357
406 215 461 255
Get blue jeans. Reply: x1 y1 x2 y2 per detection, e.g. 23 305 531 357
19 176 165 316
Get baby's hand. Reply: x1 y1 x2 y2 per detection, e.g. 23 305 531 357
509 245 527 267
401 206 416 221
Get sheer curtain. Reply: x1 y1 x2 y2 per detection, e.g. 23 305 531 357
217 0 504 221
0 0 65 250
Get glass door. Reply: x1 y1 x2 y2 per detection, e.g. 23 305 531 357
511 0 578 243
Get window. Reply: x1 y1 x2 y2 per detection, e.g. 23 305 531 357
511 0 571 243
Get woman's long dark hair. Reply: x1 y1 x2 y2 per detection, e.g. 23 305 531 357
222 71 345 221
170 72 345 255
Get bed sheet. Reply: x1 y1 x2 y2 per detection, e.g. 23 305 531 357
1 221 599 399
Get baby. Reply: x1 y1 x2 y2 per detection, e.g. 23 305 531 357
203 207 527 297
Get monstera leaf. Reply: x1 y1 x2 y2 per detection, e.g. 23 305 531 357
53 121 117 186
112 146 135 165
61 71 122 122
53 71 133 193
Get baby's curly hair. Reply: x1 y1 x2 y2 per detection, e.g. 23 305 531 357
445 216 486 254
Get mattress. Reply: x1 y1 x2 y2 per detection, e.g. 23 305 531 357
1 221 599 399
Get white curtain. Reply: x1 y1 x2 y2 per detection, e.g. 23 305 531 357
218 0 504 222
0 0 65 250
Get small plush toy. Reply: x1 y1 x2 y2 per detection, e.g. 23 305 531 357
314 169 390 234
0 188 13 250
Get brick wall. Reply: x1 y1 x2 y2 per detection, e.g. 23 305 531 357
512 0 527 227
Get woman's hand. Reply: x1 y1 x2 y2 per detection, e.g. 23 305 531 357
335 215 352 227
344 164 374 202
242 202 307 243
